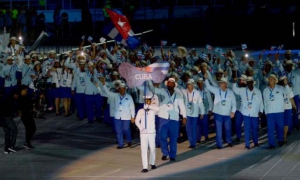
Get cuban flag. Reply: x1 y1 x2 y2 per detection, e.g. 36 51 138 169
103 23 128 46
241 44 247 52
161 40 167 46
220 52 226 57
87 36 93 43
206 44 212 50
270 46 277 51
137 51 145 60
101 63 106 69
214 47 222 52
277 44 284 50
105 8 139 49
136 61 170 75
200 53 208 60
241 44 247 50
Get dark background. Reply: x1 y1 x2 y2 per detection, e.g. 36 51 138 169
0 0 299 50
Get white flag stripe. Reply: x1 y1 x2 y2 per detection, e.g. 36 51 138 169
108 27 119 39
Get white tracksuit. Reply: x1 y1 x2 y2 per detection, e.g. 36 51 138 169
135 104 159 169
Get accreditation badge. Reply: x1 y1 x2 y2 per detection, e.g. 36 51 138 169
247 102 252 109
269 94 274 101
221 100 226 106
284 98 289 104
187 102 192 109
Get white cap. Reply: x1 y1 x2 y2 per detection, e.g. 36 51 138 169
79 60 86 65
25 55 31 59
200 62 208 67
120 48 127 55
184 70 193 77
164 77 178 87
246 76 256 84
239 74 248 81
143 91 154 99
268 74 278 83
187 79 195 84
48 50 56 55
88 62 94 67
284 60 294 66
112 71 119 76
279 76 287 81
7 56 13 60
170 72 179 79
218 77 228 83
10 36 17 41
265 60 274 67
119 83 127 88
113 80 122 86
192 66 199 72
197 77 204 82
34 61 41 66
216 69 224 74
107 64 113 69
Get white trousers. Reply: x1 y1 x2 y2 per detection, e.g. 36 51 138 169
140 133 156 169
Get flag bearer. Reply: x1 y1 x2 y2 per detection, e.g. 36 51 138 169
135 92 159 173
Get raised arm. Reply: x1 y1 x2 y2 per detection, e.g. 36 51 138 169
204 78 218 95
64 56 77 69
232 82 241 96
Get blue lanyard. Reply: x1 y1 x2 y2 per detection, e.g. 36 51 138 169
9 65 13 74
269 87 274 95
166 90 176 104
246 89 254 102
88 71 93 78
119 95 126 105
219 89 227 100
23 66 31 77
200 90 205 101
187 91 194 102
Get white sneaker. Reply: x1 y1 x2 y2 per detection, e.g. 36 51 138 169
4 150 10 154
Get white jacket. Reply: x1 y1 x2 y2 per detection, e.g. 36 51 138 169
135 104 159 134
